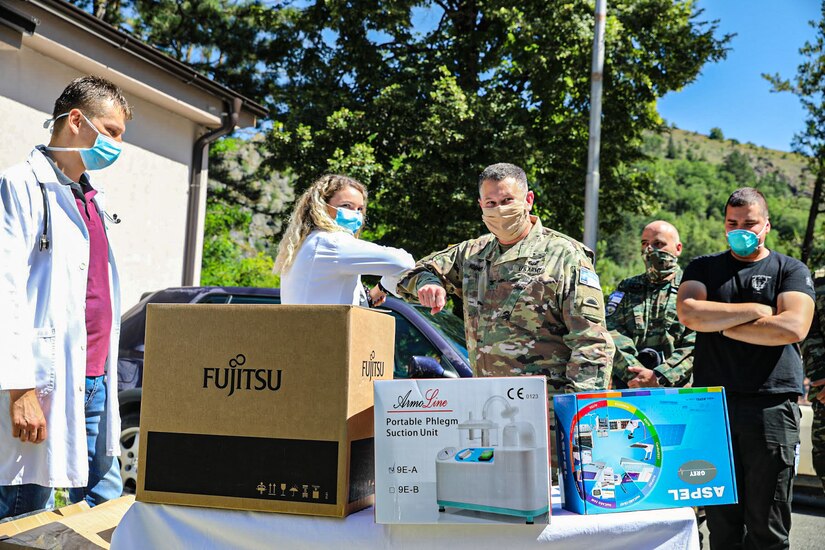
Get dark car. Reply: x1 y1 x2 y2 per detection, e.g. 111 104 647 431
117 286 471 492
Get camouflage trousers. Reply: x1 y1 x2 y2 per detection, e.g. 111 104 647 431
813 401 825 493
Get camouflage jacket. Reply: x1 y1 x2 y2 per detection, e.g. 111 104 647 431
396 218 615 394
606 269 695 387
802 269 825 402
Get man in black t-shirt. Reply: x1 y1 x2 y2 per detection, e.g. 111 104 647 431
677 188 815 549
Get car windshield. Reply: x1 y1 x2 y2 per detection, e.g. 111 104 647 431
413 305 469 361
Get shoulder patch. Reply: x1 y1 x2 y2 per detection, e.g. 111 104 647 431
605 290 623 316
578 267 601 290
608 290 625 304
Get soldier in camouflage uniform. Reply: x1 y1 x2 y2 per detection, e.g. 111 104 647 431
396 163 614 397
606 221 695 389
801 268 825 492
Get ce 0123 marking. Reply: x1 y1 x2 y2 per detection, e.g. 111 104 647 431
507 387 540 400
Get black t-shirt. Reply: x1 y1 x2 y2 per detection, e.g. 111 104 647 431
682 250 815 395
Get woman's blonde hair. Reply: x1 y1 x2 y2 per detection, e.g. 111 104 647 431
274 174 368 274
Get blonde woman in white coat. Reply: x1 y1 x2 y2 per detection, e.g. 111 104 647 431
276 174 414 306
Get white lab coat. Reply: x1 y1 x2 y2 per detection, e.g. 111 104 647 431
280 229 415 305
0 148 121 487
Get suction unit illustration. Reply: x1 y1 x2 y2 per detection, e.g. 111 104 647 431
435 395 549 523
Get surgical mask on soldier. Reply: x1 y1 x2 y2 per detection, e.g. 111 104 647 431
46 112 122 170
643 247 679 282
726 223 767 257
328 204 364 234
482 201 530 243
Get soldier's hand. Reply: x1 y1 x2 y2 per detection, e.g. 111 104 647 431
8 389 48 444
812 378 825 405
627 366 660 388
418 284 447 314
369 285 387 307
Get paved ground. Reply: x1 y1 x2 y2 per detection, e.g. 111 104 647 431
789 502 825 550
696 500 824 549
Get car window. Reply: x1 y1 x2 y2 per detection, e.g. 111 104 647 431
198 294 231 304
197 294 281 304
413 306 469 361
390 311 443 378
227 295 281 304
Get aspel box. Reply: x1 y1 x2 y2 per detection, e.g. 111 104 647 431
554 387 737 514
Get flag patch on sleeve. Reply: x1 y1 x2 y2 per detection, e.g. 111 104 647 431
579 267 601 290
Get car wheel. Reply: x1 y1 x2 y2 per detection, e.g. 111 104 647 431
119 411 140 494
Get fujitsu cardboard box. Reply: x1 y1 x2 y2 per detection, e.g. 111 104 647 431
374 377 551 524
136 304 394 517
554 387 737 514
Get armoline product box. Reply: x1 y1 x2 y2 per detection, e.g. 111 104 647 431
374 377 551 524
136 304 394 517
554 387 737 514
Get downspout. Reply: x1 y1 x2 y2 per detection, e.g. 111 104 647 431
182 97 242 286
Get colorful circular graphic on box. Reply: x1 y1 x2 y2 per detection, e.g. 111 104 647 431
568 399 662 509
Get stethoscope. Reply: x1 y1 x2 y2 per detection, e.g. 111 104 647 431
37 180 120 252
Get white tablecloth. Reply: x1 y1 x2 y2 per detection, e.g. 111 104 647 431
111 490 699 549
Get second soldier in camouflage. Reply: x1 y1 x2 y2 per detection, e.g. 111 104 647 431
606 221 695 388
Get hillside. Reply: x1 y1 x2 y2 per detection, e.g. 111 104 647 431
596 127 822 293
644 128 815 194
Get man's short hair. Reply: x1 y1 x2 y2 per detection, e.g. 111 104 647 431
52 76 133 130
725 187 769 218
478 163 528 192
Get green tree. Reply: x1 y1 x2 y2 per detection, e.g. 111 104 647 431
68 0 278 103
721 149 756 186
201 201 281 287
266 0 730 257
764 1 825 266
666 134 679 159
208 135 295 254
708 127 724 140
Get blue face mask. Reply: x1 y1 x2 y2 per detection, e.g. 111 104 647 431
46 112 122 170
726 223 767 257
331 206 364 234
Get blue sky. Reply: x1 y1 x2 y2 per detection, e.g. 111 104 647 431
658 0 821 152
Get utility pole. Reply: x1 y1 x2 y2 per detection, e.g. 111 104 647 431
583 0 607 256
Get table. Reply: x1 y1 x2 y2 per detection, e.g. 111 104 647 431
111 489 699 549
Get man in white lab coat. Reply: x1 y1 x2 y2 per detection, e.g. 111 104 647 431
0 76 131 518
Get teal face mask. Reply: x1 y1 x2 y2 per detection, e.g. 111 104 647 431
46 112 122 170
726 223 767 257
331 206 364 234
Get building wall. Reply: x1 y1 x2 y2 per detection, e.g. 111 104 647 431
0 42 199 310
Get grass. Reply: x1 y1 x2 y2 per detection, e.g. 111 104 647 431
53 488 69 508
